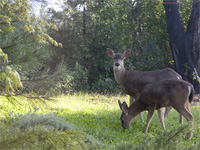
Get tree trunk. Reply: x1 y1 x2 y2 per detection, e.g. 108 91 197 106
83 0 86 36
163 0 200 93
189 1 200 93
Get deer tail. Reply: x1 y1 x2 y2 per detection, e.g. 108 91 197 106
188 85 194 103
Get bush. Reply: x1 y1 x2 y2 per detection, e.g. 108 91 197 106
55 62 89 94
12 112 74 131
0 109 105 149
91 75 120 93
0 126 104 150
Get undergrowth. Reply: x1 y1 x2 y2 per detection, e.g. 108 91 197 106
0 94 200 149
0 105 105 149
0 124 104 150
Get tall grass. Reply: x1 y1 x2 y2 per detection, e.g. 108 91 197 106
0 94 200 149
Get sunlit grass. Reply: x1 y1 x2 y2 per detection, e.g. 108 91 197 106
52 93 200 148
0 93 200 149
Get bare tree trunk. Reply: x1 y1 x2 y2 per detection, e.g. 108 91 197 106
83 0 86 36
163 0 200 93
189 1 200 92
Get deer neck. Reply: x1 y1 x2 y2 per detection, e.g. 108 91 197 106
113 65 126 85
128 100 146 120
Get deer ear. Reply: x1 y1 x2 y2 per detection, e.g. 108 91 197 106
118 100 123 109
107 48 115 58
123 49 131 58
118 100 128 113
122 101 128 111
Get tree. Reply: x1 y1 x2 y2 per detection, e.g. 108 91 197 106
48 0 175 93
0 0 62 94
163 0 200 93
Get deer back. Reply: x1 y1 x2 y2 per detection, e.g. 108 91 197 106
120 68 181 96
138 79 194 108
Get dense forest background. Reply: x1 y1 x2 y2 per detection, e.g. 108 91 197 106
0 0 196 96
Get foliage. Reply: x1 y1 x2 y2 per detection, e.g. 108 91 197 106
0 26 67 95
0 0 195 94
129 0 173 70
0 47 23 93
0 0 62 93
0 0 62 47
12 110 75 132
90 75 119 93
47 0 182 93
67 62 89 93
0 64 22 93
0 124 104 150
22 61 68 96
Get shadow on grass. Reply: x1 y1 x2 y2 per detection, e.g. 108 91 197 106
61 105 200 149
1 95 200 149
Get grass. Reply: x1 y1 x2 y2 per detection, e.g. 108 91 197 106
0 93 200 149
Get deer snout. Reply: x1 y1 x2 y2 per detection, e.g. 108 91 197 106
122 123 129 129
121 121 130 129
115 62 120 67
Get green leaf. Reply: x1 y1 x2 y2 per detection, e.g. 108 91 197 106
6 26 15 32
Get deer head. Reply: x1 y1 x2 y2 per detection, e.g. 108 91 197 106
118 100 132 129
107 48 131 70
118 79 194 139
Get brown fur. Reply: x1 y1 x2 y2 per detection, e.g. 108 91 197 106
107 48 182 122
120 68 182 97
107 48 182 100
118 79 194 139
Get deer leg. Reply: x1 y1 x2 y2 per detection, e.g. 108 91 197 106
173 104 194 139
130 96 144 122
179 114 183 124
157 108 165 130
165 106 183 124
185 103 193 139
164 106 172 119
140 112 144 123
179 102 193 125
144 104 156 133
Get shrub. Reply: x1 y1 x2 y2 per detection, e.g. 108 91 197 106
91 76 120 93
0 126 104 150
11 112 74 131
0 109 105 149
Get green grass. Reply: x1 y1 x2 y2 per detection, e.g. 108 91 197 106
1 93 200 149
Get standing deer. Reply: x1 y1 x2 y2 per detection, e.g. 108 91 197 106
107 48 182 122
118 79 194 139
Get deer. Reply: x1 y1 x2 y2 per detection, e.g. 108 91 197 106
107 48 182 122
118 79 194 139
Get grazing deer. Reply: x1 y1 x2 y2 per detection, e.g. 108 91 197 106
118 79 194 139
107 48 182 122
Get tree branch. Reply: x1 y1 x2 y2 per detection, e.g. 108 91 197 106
159 0 200 5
